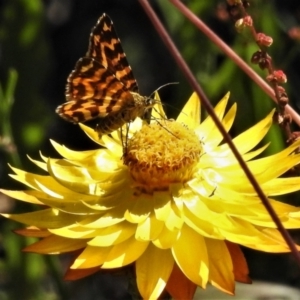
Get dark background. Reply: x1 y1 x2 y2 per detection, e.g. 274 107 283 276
1 0 300 299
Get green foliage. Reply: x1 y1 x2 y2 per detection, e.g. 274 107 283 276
0 1 63 299
0 0 52 157
0 69 21 167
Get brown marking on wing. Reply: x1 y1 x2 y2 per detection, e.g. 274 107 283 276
56 97 129 123
86 13 138 92
66 57 134 103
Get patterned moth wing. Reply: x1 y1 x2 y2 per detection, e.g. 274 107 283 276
55 13 154 136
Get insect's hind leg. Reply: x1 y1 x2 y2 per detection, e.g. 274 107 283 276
120 122 131 157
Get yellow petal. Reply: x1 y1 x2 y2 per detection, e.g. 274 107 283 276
230 109 274 153
151 92 167 121
217 218 294 251
136 244 174 299
200 103 237 149
23 190 99 214
49 225 97 239
204 185 261 206
50 139 98 160
152 224 180 249
262 177 300 196
261 228 300 251
196 92 229 143
2 208 85 228
183 193 237 234
176 92 201 129
101 134 123 158
9 166 86 200
78 212 124 229
153 191 172 222
172 224 209 288
28 155 48 171
164 204 184 232
125 194 153 223
135 213 164 241
205 238 235 294
23 235 87 254
127 117 144 134
0 189 43 205
47 159 99 195
240 143 270 162
94 149 121 170
78 123 105 146
101 236 149 268
183 205 223 239
87 222 136 246
82 190 127 211
8 165 49 190
71 245 111 268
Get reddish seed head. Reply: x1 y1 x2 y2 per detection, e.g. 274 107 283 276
256 33 273 47
273 70 287 83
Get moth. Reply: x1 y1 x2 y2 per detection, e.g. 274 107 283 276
56 13 156 136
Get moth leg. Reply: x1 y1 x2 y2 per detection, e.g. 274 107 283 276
120 122 131 159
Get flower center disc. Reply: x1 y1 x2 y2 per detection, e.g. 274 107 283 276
124 120 202 193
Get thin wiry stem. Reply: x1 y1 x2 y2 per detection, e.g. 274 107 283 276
138 0 300 268
227 2 293 143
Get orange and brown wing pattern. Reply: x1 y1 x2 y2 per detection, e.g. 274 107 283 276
87 13 138 92
56 13 137 124
56 57 134 123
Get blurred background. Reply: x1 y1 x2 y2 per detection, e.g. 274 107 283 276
1 0 300 299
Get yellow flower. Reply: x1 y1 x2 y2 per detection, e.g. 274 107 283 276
3 92 300 299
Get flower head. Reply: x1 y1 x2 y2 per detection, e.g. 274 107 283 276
3 92 300 299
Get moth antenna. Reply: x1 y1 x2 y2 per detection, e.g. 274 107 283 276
148 82 179 99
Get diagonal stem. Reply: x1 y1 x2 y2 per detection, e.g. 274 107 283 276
138 0 300 267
